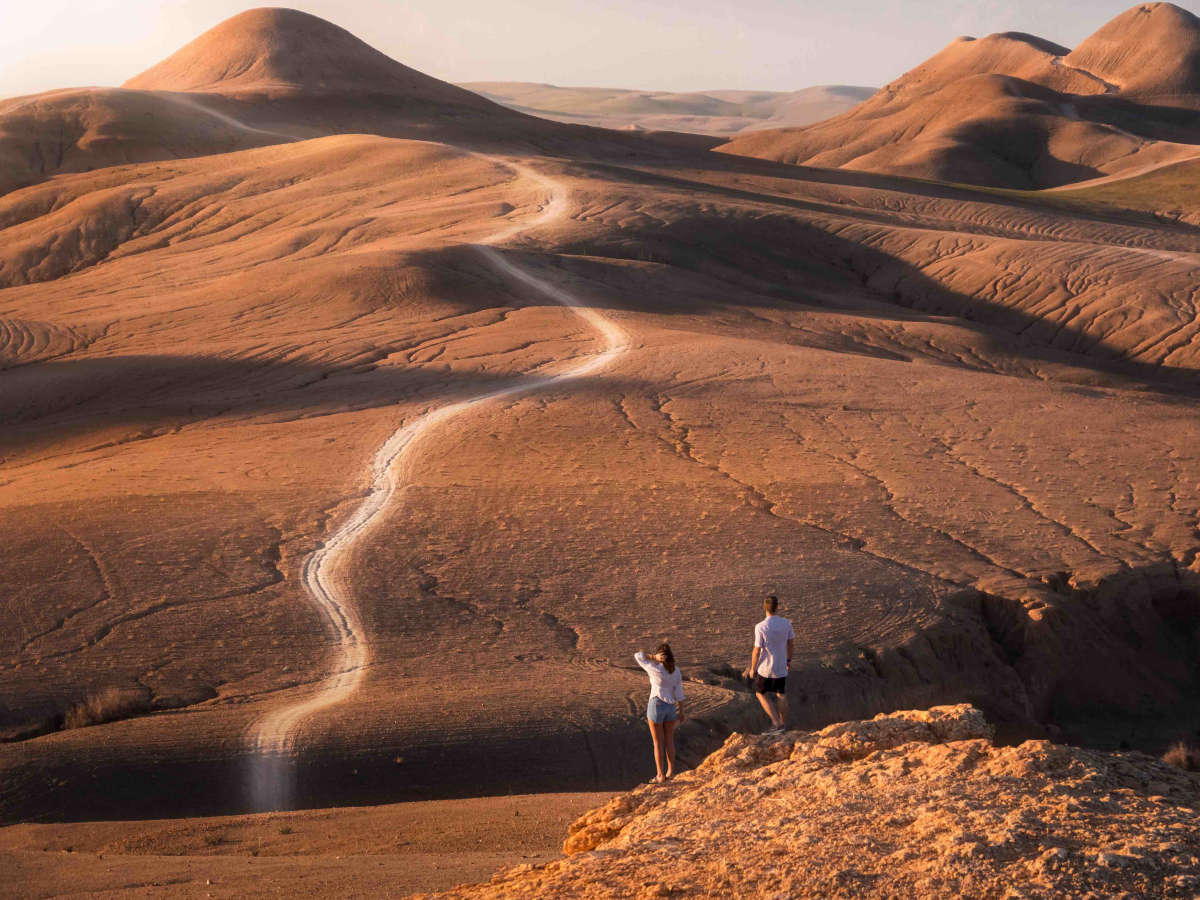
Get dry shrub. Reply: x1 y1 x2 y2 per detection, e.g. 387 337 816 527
1162 742 1200 772
63 687 151 730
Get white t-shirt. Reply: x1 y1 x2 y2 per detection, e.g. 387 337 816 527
754 615 795 678
635 652 685 704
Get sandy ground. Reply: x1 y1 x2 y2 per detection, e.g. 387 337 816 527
3 130 1199 817
0 12 1198 893
0 792 613 898
719 5 1200 188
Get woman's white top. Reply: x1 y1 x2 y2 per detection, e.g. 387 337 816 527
635 652 685 704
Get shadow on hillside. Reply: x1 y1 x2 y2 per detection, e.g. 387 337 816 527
1075 94 1200 146
0 352 642 458
585 151 1200 238
460 191 1200 398
3 562 1197 824
780 562 1200 749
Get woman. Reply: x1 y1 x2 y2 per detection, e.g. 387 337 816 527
634 642 686 782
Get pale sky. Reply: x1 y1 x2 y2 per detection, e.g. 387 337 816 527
2 0 1198 100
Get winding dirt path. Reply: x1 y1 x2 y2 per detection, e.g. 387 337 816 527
246 156 629 811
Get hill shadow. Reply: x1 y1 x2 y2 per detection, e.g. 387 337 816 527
0 352 642 459
455 194 1200 399
3 561 1196 824
578 152 1200 240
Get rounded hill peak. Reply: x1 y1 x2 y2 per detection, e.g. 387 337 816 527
1065 2 1200 95
122 7 491 107
887 28 1096 99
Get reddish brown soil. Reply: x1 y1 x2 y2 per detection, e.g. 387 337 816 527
719 3 1200 188
0 12 1197 898
0 792 612 897
433 707 1200 899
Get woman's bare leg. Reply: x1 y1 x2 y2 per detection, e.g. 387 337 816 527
647 720 666 781
663 719 677 778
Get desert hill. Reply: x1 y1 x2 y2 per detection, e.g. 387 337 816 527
1 7 1200 879
0 87 286 197
433 706 1200 899
123 7 496 106
0 8 703 198
1066 2 1200 96
459 82 875 136
719 2 1200 188
872 31 1105 97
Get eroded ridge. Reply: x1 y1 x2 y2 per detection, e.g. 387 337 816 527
245 156 629 811
435 705 1200 899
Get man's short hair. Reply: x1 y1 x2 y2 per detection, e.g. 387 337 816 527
764 595 779 614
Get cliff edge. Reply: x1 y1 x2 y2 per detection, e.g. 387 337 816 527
432 705 1200 898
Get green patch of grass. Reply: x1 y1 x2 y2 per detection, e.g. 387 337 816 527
1058 158 1200 214
910 157 1200 223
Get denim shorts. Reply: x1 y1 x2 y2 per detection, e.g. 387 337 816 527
647 697 677 723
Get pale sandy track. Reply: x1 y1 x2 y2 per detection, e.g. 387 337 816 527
246 155 629 811
163 93 303 142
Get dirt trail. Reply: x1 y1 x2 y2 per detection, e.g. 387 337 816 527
162 93 302 142
1049 55 1119 94
245 155 629 811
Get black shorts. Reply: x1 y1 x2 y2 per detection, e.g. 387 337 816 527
754 674 786 695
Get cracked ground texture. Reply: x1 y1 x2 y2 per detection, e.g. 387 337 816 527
1 97 1199 826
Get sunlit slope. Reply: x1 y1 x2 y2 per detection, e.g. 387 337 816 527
1044 155 1200 222
123 8 499 106
1065 1 1200 95
0 88 284 195
0 136 539 735
0 8 685 200
0 7 1198 826
2 132 1199 820
718 3 1200 188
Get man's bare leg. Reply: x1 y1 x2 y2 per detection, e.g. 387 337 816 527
663 719 678 778
775 694 788 730
755 692 782 728
647 720 666 781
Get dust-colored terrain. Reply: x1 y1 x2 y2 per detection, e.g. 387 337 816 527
0 791 612 897
433 706 1200 899
1 3 1199 897
458 83 875 136
721 3 1200 188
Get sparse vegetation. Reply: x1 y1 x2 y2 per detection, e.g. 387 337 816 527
62 687 151 730
277 825 294 835
203 833 227 846
1163 742 1200 771
1055 158 1200 217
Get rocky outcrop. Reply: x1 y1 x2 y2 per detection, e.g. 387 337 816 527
433 706 1200 899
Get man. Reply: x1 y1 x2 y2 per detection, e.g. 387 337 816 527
742 595 794 733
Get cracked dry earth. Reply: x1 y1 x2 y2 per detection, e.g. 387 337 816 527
431 706 1200 900
3 131 1200 825
2 9 1200 847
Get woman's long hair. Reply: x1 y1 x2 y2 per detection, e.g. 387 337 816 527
656 642 676 674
